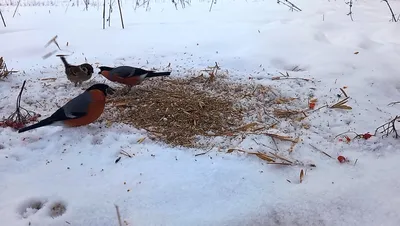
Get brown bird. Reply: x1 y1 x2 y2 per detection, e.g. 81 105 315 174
59 56 94 87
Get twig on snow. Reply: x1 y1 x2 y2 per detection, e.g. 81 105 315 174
277 0 302 12
117 0 125 29
102 0 106 29
107 0 112 26
382 0 397 22
388 101 400 106
375 115 400 138
12 0 21 17
209 0 216 12
114 205 123 226
346 0 354 21
0 80 40 129
0 9 6 27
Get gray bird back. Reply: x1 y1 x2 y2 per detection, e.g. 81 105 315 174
111 66 136 78
62 91 92 118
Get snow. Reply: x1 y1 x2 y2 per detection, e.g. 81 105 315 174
1 0 400 225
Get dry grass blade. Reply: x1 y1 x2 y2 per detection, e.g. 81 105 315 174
309 144 334 159
267 162 292 166
265 133 298 143
269 152 293 164
330 96 352 110
235 122 259 131
273 108 303 118
249 152 276 162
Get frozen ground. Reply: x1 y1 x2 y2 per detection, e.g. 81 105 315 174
1 0 400 225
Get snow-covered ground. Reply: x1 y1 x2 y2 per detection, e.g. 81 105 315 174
1 0 400 225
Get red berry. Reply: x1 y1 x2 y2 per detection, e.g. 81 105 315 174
337 155 346 163
362 133 372 140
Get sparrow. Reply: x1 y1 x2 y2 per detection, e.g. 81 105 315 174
98 66 171 94
18 83 115 133
59 55 94 87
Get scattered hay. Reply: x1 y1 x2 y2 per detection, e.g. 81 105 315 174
104 73 307 148
106 75 250 147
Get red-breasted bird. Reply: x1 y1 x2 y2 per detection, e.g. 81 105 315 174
98 66 171 94
59 56 94 87
18 84 115 133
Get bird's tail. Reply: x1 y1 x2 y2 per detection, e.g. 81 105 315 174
59 56 70 67
18 118 54 133
147 72 171 78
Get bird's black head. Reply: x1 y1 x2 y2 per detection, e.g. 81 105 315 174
98 66 114 74
86 83 115 96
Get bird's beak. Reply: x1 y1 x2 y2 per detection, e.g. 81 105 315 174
107 87 116 95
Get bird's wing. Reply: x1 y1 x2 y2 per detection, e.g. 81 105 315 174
59 91 92 119
112 66 153 78
68 67 86 77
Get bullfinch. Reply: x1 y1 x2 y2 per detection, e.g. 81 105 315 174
98 65 171 94
18 83 115 133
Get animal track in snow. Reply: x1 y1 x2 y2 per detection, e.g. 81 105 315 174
48 201 67 218
17 198 47 218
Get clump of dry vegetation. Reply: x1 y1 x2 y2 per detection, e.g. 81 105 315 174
0 57 14 80
103 65 305 149
0 80 41 129
106 75 252 147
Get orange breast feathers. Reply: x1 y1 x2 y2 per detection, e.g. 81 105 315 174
101 71 141 86
63 90 106 127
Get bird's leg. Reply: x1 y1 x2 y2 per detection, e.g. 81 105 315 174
74 82 77 87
